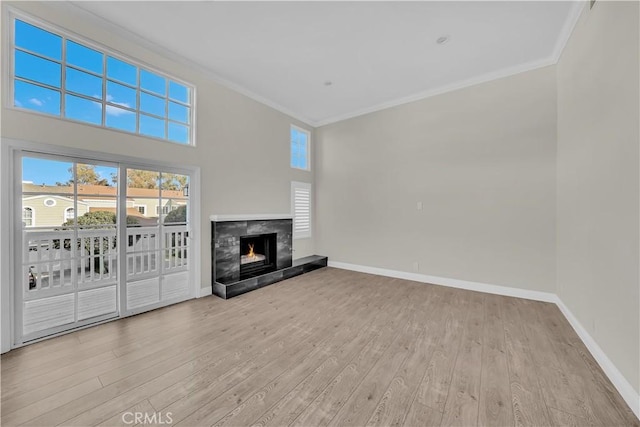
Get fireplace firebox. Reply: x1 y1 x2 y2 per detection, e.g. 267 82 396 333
239 233 277 280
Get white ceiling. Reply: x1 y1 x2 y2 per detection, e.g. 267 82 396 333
68 1 582 127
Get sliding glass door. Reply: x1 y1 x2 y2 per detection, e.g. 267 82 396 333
14 152 193 345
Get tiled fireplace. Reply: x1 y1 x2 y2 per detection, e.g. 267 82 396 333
211 214 327 299
212 215 293 285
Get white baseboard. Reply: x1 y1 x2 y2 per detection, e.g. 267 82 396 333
327 260 640 420
197 286 212 298
554 298 640 419
328 261 557 303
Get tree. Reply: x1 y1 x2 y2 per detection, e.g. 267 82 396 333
164 205 187 224
61 211 139 274
62 210 139 227
125 169 159 189
123 170 187 191
59 164 110 186
161 174 187 191
65 210 114 227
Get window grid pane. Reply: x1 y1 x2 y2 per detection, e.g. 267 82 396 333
290 127 310 170
12 16 193 145
14 80 61 116
107 56 137 86
106 81 137 110
64 94 102 126
15 20 62 60
140 114 166 139
140 92 166 117
15 50 61 88
66 40 103 75
65 67 102 99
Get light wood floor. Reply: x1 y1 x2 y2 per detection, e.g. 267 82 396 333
1 268 638 427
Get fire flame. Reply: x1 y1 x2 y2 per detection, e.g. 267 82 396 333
247 243 256 259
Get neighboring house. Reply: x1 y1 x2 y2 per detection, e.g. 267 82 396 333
22 194 89 228
21 183 187 227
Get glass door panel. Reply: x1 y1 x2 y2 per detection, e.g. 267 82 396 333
161 173 189 301
124 168 191 312
19 156 119 341
125 169 161 310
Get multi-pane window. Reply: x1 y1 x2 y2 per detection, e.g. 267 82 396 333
136 206 146 215
12 16 194 145
23 207 33 227
156 205 174 215
291 125 310 171
64 207 75 222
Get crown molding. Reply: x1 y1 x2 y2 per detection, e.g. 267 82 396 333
316 1 586 127
42 0 584 129
314 56 557 127
550 0 587 63
51 1 317 127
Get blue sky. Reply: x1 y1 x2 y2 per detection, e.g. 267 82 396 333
14 19 190 144
291 127 309 170
22 157 116 186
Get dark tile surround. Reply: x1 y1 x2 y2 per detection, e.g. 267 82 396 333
212 219 293 285
211 217 327 299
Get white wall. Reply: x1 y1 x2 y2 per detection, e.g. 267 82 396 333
0 1 316 303
316 66 557 292
557 1 640 395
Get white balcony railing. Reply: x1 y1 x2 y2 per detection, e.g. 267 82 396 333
23 224 188 299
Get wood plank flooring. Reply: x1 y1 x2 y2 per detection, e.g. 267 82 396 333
1 267 638 426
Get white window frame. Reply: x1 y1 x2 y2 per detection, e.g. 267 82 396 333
63 206 75 222
5 9 196 146
290 125 311 171
291 181 312 239
22 206 33 227
155 204 171 215
43 198 56 207
134 205 146 216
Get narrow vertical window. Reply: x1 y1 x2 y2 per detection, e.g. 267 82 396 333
23 207 34 227
290 125 310 171
64 207 75 222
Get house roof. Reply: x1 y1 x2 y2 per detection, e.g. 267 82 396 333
22 183 186 200
89 207 149 218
